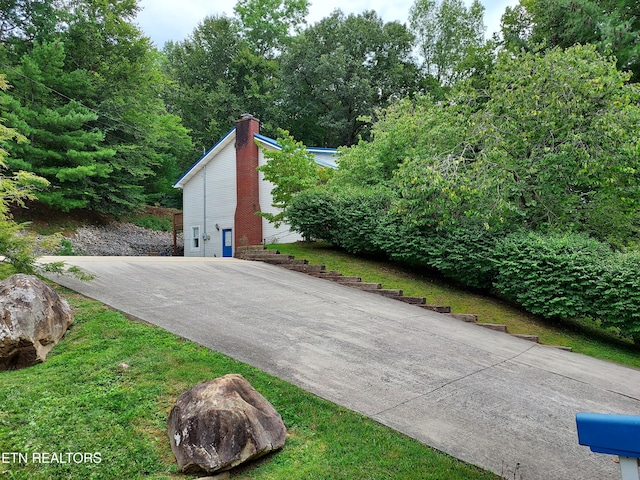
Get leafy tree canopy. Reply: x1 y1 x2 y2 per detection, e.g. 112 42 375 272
409 0 489 86
501 0 640 82
256 129 321 228
163 15 279 158
234 0 309 57
338 45 640 245
0 0 193 213
278 10 422 147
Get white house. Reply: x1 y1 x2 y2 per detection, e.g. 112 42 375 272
173 115 337 257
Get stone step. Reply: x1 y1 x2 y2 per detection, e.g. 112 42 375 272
396 296 426 305
477 323 509 333
420 305 452 313
511 334 540 343
450 313 479 323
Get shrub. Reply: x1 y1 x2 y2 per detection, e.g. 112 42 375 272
378 220 500 289
288 188 339 244
492 231 609 319
330 186 392 256
288 186 392 256
592 251 640 342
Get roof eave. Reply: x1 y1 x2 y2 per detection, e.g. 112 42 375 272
173 127 236 189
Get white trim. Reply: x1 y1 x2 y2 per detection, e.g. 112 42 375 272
190 225 201 252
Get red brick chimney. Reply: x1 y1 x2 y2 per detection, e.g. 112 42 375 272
234 114 263 247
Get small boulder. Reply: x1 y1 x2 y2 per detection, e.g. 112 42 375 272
167 374 286 474
0 274 73 370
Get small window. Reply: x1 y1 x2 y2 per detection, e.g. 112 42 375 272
192 226 200 250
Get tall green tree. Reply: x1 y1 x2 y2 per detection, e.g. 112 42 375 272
501 0 640 82
0 0 193 212
0 0 63 54
163 15 278 158
409 0 488 85
278 10 421 147
63 0 192 210
0 74 56 273
0 42 118 212
389 45 640 244
234 0 308 57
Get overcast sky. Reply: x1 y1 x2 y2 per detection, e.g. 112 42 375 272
135 0 518 49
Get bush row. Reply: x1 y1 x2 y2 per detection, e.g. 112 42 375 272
288 187 640 342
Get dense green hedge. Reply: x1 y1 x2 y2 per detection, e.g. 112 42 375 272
492 232 608 319
377 220 500 289
493 231 640 342
288 186 392 256
592 251 640 342
288 189 640 342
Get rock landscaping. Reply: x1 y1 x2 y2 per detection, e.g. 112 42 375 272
167 374 286 474
66 222 182 256
0 274 74 370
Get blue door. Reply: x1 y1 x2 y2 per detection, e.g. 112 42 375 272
222 229 233 257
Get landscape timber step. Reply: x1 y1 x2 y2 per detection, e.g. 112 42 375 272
369 289 403 298
332 276 363 283
283 264 326 273
236 245 267 251
240 255 295 262
449 313 479 323
307 270 341 278
477 323 509 333
316 274 351 281
543 345 573 352
420 305 452 313
242 249 281 256
260 257 307 265
238 252 293 260
396 296 426 305
510 334 540 343
338 281 381 289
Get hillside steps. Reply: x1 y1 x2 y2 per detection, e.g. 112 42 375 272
235 246 569 350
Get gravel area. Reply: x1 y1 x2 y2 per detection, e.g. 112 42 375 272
67 223 183 256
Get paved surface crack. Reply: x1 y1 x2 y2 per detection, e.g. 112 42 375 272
373 342 539 417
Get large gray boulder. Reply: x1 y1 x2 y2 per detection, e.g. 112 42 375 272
0 274 73 370
167 374 287 474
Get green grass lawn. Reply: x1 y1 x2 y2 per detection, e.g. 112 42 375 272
268 241 640 370
0 283 497 480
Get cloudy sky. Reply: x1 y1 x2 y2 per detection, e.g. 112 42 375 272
135 0 519 49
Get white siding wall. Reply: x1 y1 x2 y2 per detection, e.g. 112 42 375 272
183 140 237 257
258 147 304 245
182 169 205 257
204 141 237 257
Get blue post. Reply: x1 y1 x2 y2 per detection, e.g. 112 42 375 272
576 413 640 480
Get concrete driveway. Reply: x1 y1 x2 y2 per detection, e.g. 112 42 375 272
44 256 640 479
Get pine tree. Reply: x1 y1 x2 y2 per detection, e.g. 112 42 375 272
0 42 117 212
